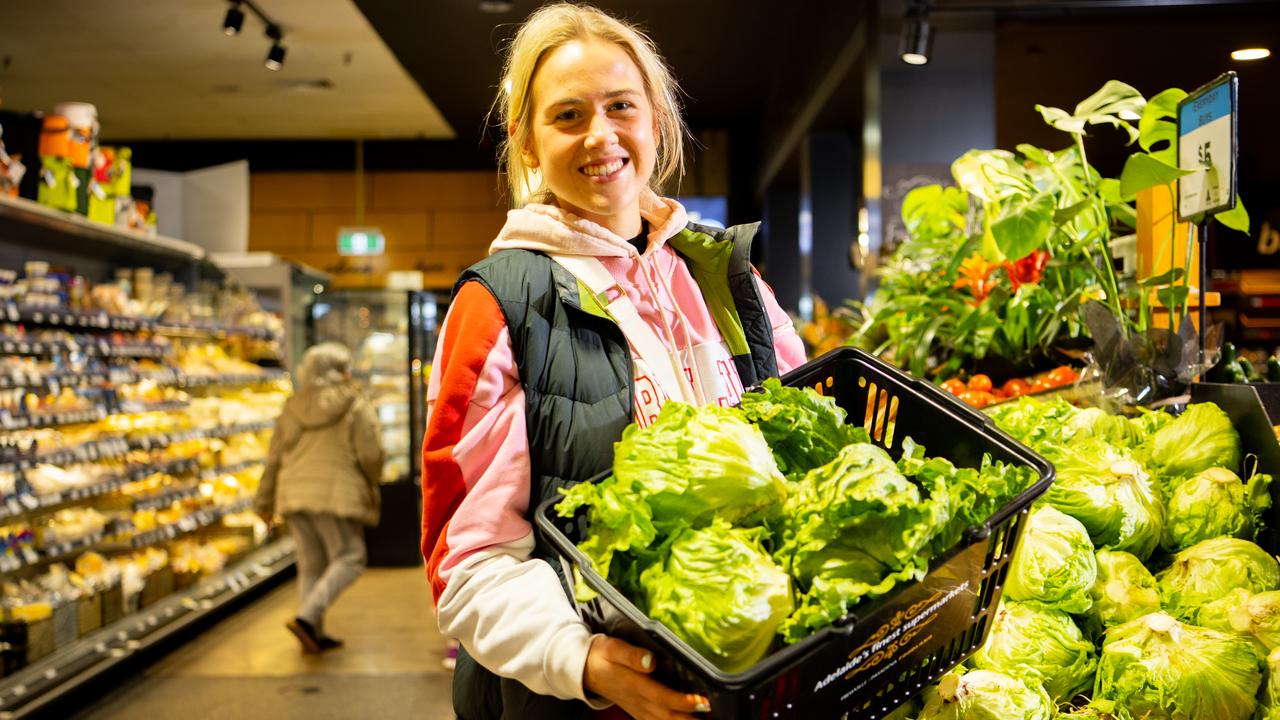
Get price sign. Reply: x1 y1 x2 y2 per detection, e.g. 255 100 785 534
1177 72 1238 220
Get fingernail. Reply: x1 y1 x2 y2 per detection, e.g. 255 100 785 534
694 698 711 713
641 653 653 670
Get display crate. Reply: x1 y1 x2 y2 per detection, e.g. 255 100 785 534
537 347 1054 719
76 592 102 638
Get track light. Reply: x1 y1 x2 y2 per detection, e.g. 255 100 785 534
900 2 934 66
265 24 286 71
223 2 245 36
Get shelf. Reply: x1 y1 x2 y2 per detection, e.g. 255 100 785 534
0 407 108 430
199 459 264 480
0 368 286 396
0 519 132 574
0 458 203 523
0 538 295 718
0 195 205 266
0 304 282 343
126 499 253 548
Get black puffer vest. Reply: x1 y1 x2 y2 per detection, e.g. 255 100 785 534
449 222 780 720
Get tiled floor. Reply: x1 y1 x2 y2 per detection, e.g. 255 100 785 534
70 567 455 720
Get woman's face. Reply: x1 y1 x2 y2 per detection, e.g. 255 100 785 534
524 39 658 237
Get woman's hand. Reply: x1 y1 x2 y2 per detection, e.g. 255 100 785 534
583 635 711 720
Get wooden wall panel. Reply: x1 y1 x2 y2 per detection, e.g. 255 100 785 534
371 171 505 211
247 212 310 252
308 212 431 252
249 170 501 289
250 173 371 211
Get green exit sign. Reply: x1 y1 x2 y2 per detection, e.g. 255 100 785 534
337 227 386 256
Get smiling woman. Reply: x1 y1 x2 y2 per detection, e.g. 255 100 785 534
419 4 807 720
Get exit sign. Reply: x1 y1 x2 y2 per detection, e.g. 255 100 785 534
337 227 385 256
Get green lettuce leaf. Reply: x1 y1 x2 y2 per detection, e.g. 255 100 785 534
775 442 949 641
739 378 870 478
1095 612 1263 720
640 518 793 674
1085 549 1161 635
970 601 1097 701
1140 402 1242 484
610 401 788 531
1157 537 1280 621
1162 467 1272 551
1004 505 1097 614
918 669 1054 720
986 396 1081 450
1198 588 1280 656
1041 437 1164 560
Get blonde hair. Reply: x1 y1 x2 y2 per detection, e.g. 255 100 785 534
493 3 688 207
297 342 353 390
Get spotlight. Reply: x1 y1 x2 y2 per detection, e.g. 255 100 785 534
1232 48 1271 61
223 2 245 36
900 2 934 66
265 24 286 70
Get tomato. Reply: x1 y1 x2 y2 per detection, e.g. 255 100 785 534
941 378 966 396
1002 378 1031 397
959 390 990 408
1046 366 1078 387
968 374 993 392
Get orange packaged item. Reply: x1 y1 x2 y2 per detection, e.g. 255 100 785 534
39 115 71 159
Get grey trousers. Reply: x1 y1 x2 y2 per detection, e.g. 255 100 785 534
286 511 367 635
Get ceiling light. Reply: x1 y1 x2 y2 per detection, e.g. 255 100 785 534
900 4 934 66
478 1 514 13
265 23 286 71
1232 48 1271 61
223 2 245 36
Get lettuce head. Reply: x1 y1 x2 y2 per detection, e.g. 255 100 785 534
1094 612 1263 720
1198 588 1280 655
776 442 948 642
986 396 1081 449
610 401 787 530
970 601 1097 701
1067 408 1145 449
1042 437 1163 560
1260 646 1280 720
1085 549 1161 634
640 518 793 674
738 378 869 478
1162 467 1272 551
1157 537 1280 621
918 669 1054 720
1005 505 1097 614
1140 402 1241 482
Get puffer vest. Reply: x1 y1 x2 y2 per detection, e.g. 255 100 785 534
448 221 780 720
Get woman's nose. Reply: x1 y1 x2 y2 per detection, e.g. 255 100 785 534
584 114 618 149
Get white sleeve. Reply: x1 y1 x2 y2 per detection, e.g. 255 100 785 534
436 531 610 706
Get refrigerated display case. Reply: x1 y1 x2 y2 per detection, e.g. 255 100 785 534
309 290 442 566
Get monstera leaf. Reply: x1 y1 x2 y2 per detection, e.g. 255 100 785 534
1037 80 1146 144
1139 88 1187 165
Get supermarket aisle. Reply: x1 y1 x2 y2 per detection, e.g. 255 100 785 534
70 567 454 720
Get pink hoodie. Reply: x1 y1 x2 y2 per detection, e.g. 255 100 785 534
421 191 805 705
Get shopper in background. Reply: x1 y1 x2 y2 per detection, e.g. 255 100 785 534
420 4 807 719
256 341 384 654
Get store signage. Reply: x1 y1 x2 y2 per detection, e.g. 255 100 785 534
337 227 386 256
1177 72 1238 221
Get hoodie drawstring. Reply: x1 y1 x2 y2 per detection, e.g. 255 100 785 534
640 249 707 406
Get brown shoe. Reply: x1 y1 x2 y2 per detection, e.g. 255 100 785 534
318 635 344 651
287 618 323 654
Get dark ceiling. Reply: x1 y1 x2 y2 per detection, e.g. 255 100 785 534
351 0 871 146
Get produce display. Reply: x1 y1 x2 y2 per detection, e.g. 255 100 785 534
555 378 1038 673
940 366 1081 409
909 395 1279 719
851 81 1250 407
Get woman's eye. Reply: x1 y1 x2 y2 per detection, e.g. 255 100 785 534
555 109 579 122
609 101 633 112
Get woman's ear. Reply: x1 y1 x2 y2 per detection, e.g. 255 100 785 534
510 122 539 169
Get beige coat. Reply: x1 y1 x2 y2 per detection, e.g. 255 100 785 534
255 382 384 526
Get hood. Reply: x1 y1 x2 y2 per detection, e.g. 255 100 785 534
489 188 689 258
285 382 360 429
